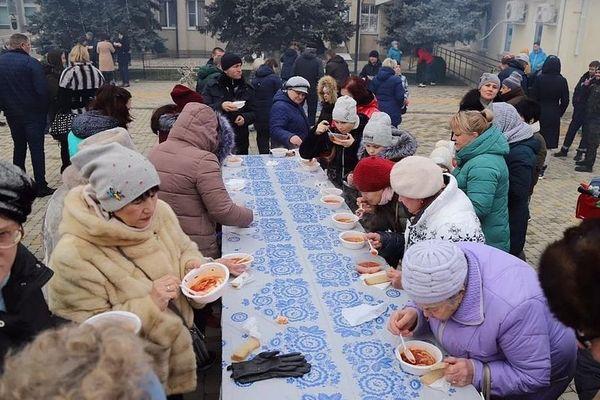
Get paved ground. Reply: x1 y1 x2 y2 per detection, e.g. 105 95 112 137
0 81 589 399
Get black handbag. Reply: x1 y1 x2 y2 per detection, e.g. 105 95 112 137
115 247 215 374
48 113 75 141
167 301 215 373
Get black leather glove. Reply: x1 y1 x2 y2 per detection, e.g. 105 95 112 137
227 351 311 383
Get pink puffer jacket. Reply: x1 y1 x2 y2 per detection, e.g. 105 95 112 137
148 102 253 258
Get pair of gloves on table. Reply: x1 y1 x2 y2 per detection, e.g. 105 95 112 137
228 351 311 384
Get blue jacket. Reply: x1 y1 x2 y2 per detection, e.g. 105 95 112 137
529 49 548 73
251 65 282 125
369 67 405 126
0 49 48 118
387 47 402 64
269 90 310 148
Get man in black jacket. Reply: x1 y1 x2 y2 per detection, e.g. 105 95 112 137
0 34 53 197
325 49 350 89
0 161 64 370
292 48 323 124
202 53 256 154
555 60 600 160
359 50 382 81
576 68 600 172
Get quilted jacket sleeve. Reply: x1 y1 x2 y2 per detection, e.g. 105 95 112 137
471 299 552 397
194 154 253 228
462 161 502 220
269 102 294 146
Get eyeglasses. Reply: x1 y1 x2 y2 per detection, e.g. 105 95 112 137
0 226 24 249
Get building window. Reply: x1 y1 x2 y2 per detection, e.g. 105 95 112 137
159 0 176 28
0 0 9 29
23 2 36 25
360 3 378 34
504 24 514 52
534 23 543 44
188 0 205 28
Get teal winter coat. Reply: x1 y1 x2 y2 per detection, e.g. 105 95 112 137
453 125 510 251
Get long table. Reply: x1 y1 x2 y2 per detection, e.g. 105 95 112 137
221 155 481 400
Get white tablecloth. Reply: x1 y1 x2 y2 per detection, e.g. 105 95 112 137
220 155 481 400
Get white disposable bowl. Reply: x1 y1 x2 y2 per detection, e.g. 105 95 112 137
83 310 142 334
395 340 443 376
232 100 246 109
320 195 344 210
221 252 254 268
181 262 230 305
271 148 288 158
319 187 343 197
300 159 320 172
331 212 359 230
339 230 366 249
225 156 243 167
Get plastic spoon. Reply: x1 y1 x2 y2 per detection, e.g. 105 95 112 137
367 239 379 256
399 334 416 364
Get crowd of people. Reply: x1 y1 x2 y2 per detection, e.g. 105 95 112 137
0 32 599 400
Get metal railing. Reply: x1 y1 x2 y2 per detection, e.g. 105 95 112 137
434 45 499 86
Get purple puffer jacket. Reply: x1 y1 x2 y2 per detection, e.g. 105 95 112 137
413 242 576 399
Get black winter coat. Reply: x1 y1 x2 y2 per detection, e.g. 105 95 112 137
202 72 256 127
299 114 368 188
359 60 382 80
0 49 49 118
573 72 594 107
531 57 569 148
326 55 350 88
506 136 540 256
280 48 299 81
292 50 323 89
317 102 334 124
252 65 282 125
0 245 65 370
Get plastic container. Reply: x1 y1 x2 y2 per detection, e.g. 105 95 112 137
339 231 366 249
232 100 246 109
319 187 343 197
300 158 320 172
395 340 443 376
221 252 254 269
331 212 359 230
83 310 142 334
181 262 230 305
271 148 288 158
225 156 243 167
320 195 344 210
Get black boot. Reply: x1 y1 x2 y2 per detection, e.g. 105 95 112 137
554 147 568 157
574 150 585 162
576 148 597 172
575 164 593 172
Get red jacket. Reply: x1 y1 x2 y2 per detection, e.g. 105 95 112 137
417 48 434 65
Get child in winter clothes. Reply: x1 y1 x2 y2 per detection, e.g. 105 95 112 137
356 112 417 161
353 156 406 267
299 96 366 188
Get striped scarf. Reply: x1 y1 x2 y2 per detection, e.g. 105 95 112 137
59 62 105 91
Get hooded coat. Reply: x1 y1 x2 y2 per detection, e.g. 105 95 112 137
357 127 418 162
49 187 203 394
359 59 382 80
251 64 282 126
67 110 120 157
325 55 350 88
148 103 253 258
280 48 299 81
369 67 405 126
453 125 510 252
195 64 221 94
269 90 310 149
530 56 570 149
497 59 528 92
413 242 576 399
291 49 324 88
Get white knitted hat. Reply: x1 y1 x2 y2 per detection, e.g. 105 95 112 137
401 240 468 304
332 95 359 129
363 112 395 147
390 156 444 199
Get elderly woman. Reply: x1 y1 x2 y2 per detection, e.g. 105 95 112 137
300 95 367 188
364 156 484 284
389 240 577 399
149 102 253 259
48 143 215 396
316 75 337 123
451 109 510 252
0 162 64 369
269 76 311 149
369 58 405 126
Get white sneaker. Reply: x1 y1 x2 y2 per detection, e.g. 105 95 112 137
430 82 436 86
418 83 426 88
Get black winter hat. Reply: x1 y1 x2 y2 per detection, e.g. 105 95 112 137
0 161 36 223
221 53 243 71
369 50 379 58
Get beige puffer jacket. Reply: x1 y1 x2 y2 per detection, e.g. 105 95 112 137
148 102 253 258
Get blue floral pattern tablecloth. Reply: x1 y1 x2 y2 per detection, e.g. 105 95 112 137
221 155 481 400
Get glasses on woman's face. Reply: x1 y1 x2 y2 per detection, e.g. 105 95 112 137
0 226 23 249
